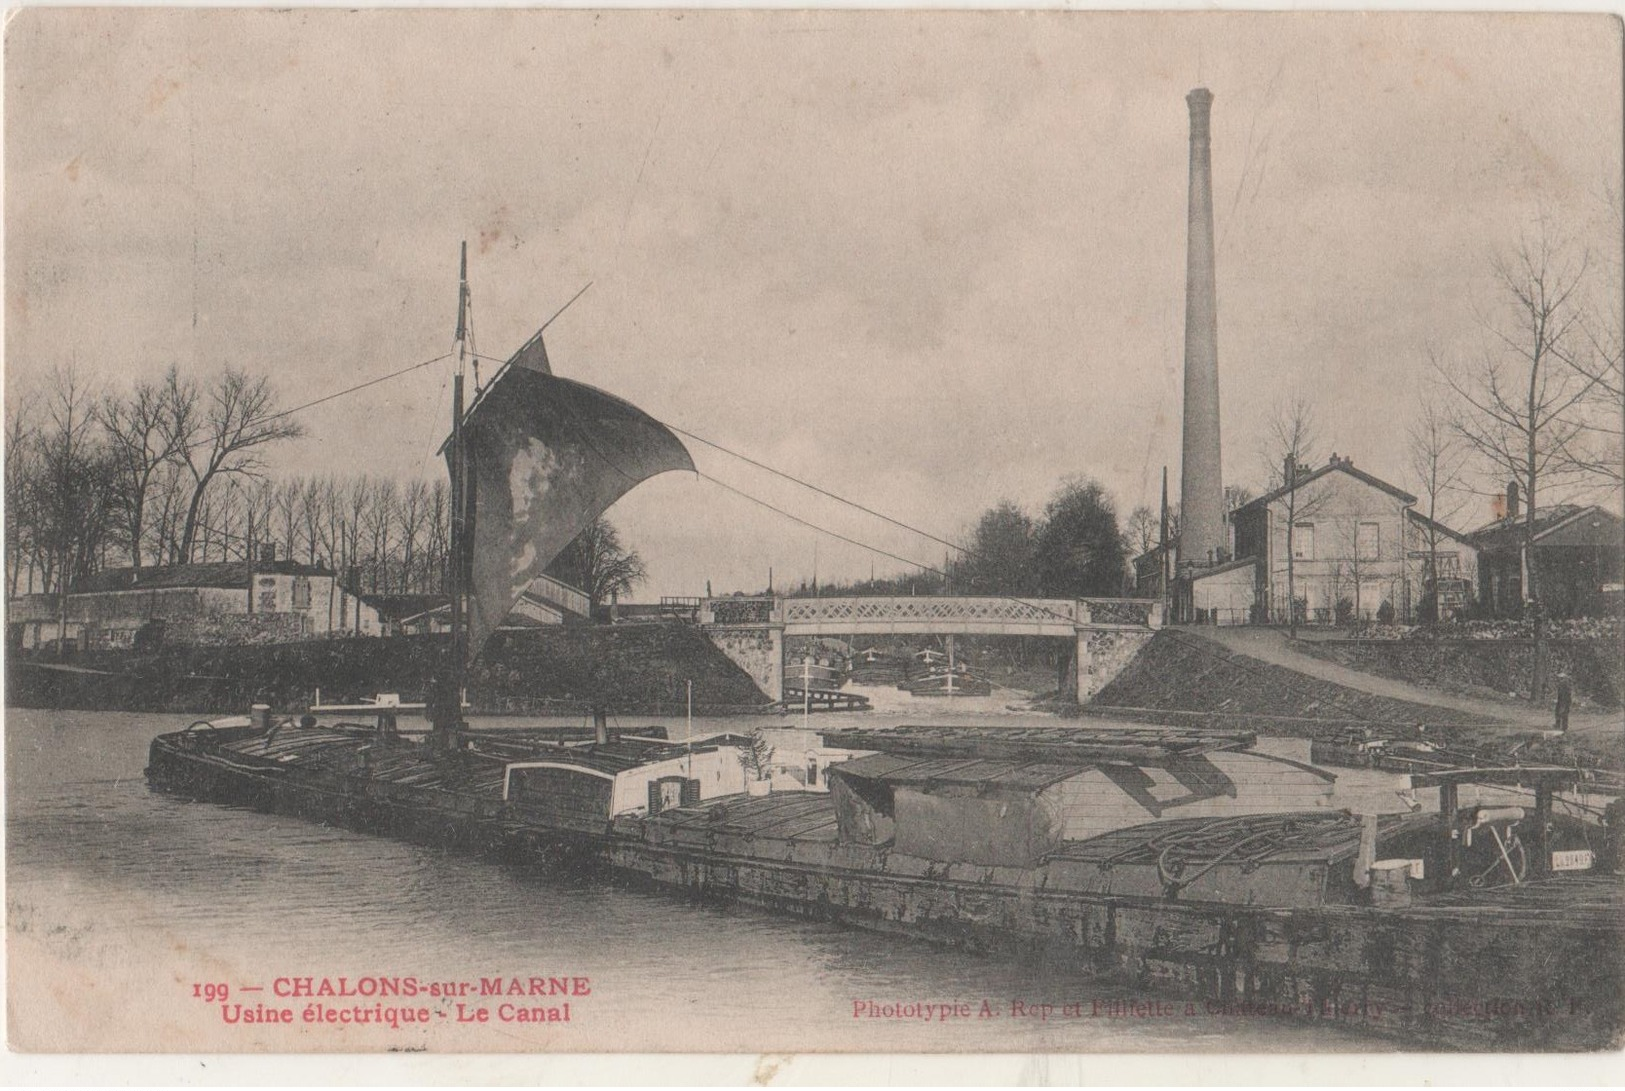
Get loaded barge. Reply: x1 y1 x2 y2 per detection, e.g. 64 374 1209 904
146 249 1623 1050
148 712 1625 1049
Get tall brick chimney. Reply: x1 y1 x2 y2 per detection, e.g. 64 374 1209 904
1179 87 1225 567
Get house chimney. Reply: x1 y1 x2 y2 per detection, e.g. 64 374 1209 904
1283 454 1297 488
260 543 277 564
1506 480 1520 521
1179 87 1225 569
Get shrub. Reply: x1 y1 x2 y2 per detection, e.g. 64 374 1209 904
737 727 775 780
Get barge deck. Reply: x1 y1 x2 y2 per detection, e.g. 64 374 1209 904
146 720 1625 1049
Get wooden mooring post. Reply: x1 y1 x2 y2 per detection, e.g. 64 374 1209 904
1532 782 1553 878
1440 781 1461 885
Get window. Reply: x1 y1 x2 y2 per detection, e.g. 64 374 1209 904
258 589 277 612
1292 523 1315 560
293 576 312 610
1357 522 1381 561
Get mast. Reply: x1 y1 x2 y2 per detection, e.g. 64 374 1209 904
438 241 471 750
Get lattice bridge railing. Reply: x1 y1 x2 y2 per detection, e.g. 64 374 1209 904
702 595 1159 633
782 596 1081 628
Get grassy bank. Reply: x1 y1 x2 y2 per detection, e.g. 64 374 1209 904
1298 636 1622 710
1087 629 1621 772
1091 630 1500 726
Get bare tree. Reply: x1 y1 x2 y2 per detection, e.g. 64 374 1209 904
1566 190 1625 491
1123 504 1159 558
398 479 429 592
427 479 448 593
311 477 349 621
196 486 246 563
175 368 304 563
5 393 41 597
96 366 189 567
1437 225 1601 699
344 476 369 580
300 476 326 565
547 516 648 612
1258 393 1323 636
1407 395 1472 619
147 464 189 565
236 476 275 566
362 478 398 593
1568 336 1624 489
273 476 303 563
34 367 117 650
318 477 346 575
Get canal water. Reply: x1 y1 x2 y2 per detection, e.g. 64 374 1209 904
6 701 1384 1053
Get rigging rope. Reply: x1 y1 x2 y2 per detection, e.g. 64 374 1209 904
173 352 454 459
698 473 942 576
670 425 966 557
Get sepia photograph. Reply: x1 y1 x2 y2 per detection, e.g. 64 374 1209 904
5 6 1624 1066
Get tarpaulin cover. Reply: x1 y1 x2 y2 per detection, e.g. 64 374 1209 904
456 341 693 659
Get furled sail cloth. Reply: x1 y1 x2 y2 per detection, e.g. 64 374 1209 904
453 337 693 660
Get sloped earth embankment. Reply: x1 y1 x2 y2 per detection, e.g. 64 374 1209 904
1299 637 1622 711
7 624 770 715
1088 629 1621 772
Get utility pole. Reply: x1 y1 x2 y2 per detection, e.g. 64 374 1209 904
436 241 471 752
1159 465 1171 623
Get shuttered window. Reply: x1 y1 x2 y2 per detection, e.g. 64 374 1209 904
1356 522 1381 561
1292 523 1315 560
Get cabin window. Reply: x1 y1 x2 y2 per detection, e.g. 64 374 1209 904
1292 523 1315 560
1357 522 1381 561
657 779 685 811
647 775 701 815
293 576 312 610
258 589 277 612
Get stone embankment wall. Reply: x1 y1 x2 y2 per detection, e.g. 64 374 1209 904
1079 629 1154 700
168 611 310 646
703 626 783 700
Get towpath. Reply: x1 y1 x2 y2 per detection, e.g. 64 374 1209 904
1189 627 1622 746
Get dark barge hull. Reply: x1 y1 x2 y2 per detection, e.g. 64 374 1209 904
145 727 608 866
145 731 1625 1050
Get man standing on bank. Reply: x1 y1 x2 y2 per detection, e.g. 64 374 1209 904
1554 672 1573 734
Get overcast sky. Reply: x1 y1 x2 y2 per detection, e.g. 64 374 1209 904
8 10 1621 597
